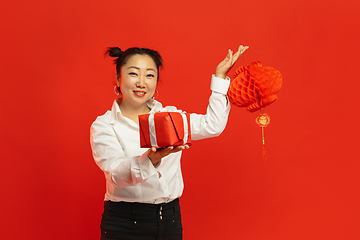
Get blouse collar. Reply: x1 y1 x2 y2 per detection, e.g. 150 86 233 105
110 98 163 124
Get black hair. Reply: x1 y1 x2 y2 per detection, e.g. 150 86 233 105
107 46 163 77
106 47 163 94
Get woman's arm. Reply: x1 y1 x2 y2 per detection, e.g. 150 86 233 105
191 45 249 140
90 116 158 188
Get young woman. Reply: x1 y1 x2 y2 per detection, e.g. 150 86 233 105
90 45 249 240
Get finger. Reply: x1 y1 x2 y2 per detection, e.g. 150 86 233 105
164 146 181 154
224 50 231 61
232 49 241 64
148 147 156 155
147 147 157 160
233 45 242 55
172 145 190 153
231 45 243 64
240 45 249 54
175 145 187 151
233 45 249 64
228 49 234 65
158 146 174 157
237 45 249 55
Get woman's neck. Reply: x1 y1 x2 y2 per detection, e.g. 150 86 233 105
117 99 151 124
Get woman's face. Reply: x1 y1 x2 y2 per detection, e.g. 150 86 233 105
118 54 158 107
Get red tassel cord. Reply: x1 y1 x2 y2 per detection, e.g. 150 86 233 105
261 126 269 162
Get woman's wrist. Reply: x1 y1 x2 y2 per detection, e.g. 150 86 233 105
152 159 161 168
215 73 227 79
148 153 161 168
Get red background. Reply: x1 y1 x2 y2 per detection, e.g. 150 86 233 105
1 0 359 239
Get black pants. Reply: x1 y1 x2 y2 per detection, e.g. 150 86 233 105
100 199 183 240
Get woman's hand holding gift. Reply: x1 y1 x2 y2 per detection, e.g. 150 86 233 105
148 145 190 167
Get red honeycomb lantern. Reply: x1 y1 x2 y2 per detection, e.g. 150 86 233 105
227 61 282 112
228 61 283 161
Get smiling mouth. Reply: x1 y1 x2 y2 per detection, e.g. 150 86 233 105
134 91 146 97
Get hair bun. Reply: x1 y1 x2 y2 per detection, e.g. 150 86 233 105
108 47 123 57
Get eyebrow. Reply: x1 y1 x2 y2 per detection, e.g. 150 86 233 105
127 66 156 72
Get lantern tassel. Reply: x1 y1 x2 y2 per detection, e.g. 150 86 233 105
261 127 269 162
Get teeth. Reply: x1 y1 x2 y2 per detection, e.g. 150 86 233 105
135 91 145 95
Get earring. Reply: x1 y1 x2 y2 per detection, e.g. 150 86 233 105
151 89 159 100
114 86 120 95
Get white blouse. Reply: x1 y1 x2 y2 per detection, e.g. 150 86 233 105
90 75 231 203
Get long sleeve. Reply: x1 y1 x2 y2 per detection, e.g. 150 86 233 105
190 75 231 140
90 115 158 189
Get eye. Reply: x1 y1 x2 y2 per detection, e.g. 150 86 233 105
147 74 155 78
129 72 138 76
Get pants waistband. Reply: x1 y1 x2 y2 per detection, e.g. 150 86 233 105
104 198 180 211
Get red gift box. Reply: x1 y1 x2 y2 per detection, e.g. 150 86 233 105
138 112 192 148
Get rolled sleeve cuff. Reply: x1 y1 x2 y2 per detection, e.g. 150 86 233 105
210 75 230 95
137 154 157 179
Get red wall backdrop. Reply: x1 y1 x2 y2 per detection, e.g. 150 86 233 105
1 0 359 239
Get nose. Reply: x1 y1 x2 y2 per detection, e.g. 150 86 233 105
137 75 146 88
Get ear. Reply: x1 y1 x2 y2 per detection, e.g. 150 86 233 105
116 74 120 86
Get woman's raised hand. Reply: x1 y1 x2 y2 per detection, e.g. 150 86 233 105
215 45 249 79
